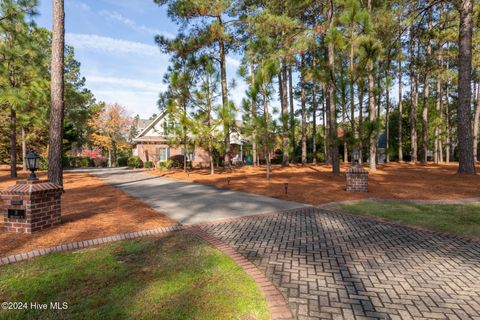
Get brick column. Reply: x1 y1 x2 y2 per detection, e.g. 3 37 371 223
345 166 368 192
1 180 63 234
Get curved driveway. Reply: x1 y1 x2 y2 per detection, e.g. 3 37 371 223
88 168 308 225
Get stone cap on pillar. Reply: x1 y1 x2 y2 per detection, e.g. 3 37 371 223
0 180 63 195
345 166 368 175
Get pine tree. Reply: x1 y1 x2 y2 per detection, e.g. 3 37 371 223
154 0 235 167
0 0 43 178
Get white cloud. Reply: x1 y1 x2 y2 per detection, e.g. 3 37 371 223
226 56 241 68
229 80 248 107
99 10 175 38
68 0 90 12
93 88 161 118
85 76 167 117
87 75 166 92
65 33 164 57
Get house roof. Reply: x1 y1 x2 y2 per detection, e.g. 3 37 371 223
137 119 153 132
136 112 167 139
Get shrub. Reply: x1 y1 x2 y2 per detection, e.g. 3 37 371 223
81 148 103 159
39 157 48 170
127 156 143 169
117 156 129 167
93 157 108 168
168 155 185 168
68 157 92 168
62 156 70 168
158 159 173 171
144 161 154 169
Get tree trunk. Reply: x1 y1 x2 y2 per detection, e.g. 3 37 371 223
10 107 17 178
385 73 390 163
349 29 356 148
421 74 429 164
21 126 26 171
218 18 230 168
368 63 376 170
279 62 289 166
328 0 339 174
358 81 364 164
409 25 418 163
288 65 295 163
263 91 271 179
209 140 214 175
342 83 348 163
300 55 307 165
207 88 215 175
474 81 480 162
48 0 65 185
112 141 117 167
367 0 376 170
322 84 328 162
421 9 432 164
183 105 188 173
456 0 475 174
312 85 317 164
421 11 432 165
398 58 403 162
250 63 258 166
434 77 443 164
445 78 451 163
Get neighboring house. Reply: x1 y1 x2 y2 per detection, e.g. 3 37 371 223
377 132 387 163
132 112 247 167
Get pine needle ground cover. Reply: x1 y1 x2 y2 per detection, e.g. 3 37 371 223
0 168 174 257
153 162 480 205
340 200 480 240
0 232 270 320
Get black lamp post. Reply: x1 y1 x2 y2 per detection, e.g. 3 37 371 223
25 151 40 180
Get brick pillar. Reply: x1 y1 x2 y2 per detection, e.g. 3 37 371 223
1 180 63 234
345 166 368 192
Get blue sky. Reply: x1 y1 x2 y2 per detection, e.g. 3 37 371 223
35 0 244 118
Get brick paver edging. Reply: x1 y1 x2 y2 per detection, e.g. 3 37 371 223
188 226 293 320
0 225 183 267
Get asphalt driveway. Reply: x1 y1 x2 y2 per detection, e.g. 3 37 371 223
88 168 308 225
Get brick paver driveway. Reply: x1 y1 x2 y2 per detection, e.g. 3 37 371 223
200 207 480 320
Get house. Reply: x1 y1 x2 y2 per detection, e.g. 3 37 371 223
377 132 387 163
132 112 247 167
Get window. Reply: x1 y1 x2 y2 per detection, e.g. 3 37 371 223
156 147 169 161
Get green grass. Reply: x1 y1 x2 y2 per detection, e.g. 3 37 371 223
340 200 480 239
0 232 270 320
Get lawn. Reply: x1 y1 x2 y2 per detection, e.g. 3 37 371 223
339 200 480 240
152 162 480 205
0 231 270 320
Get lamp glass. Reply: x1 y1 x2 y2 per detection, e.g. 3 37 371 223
25 151 40 171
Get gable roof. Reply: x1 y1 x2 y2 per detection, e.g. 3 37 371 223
137 119 153 132
136 112 167 139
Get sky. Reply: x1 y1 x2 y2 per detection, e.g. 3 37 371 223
35 0 245 118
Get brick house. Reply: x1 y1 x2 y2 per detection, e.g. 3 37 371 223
132 112 247 167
